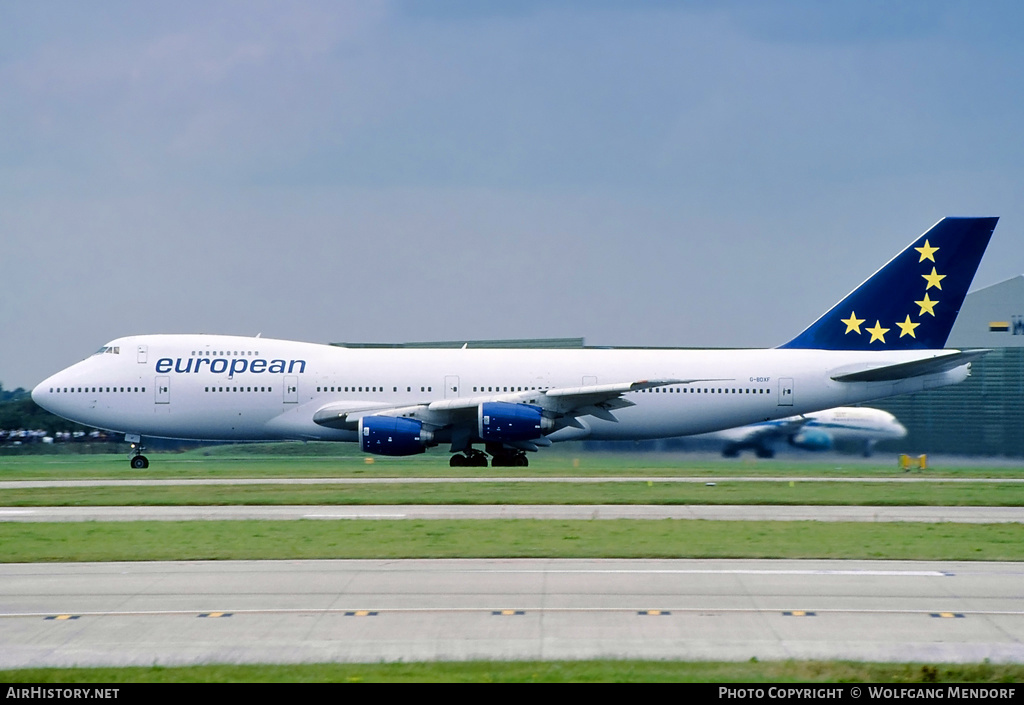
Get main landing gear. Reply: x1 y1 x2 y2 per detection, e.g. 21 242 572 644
449 449 489 467
721 443 775 459
449 446 530 468
490 448 529 467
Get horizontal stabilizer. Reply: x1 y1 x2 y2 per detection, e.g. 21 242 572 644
830 350 989 383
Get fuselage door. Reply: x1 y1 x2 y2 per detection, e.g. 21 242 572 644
445 375 460 399
137 345 148 364
284 375 298 404
155 376 170 404
778 378 794 406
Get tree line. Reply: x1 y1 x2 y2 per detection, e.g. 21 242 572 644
0 382 94 435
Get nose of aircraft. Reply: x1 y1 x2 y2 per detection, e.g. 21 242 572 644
31 376 56 412
31 380 43 404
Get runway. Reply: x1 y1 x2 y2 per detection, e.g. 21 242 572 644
2 559 1023 668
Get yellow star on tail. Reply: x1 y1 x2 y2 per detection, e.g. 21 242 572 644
915 293 938 317
841 312 865 334
915 239 939 263
866 320 889 344
922 267 945 290
896 315 920 338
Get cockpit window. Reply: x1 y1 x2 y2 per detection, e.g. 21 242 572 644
92 346 121 356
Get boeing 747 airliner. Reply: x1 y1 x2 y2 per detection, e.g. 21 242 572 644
32 217 997 468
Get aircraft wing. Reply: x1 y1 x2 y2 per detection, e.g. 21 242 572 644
313 377 717 433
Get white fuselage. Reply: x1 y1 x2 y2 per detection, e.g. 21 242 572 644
32 334 967 446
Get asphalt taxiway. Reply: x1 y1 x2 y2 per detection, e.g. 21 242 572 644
2 558 1023 668
4 472 1022 667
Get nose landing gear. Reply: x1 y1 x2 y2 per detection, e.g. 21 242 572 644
126 435 149 469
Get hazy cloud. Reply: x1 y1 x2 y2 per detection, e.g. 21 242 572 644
2 1 1022 388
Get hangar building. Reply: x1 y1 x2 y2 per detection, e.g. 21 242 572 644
871 275 1024 456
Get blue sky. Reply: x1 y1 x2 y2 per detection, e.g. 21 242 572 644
2 1 1022 388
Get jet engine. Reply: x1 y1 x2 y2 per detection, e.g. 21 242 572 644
789 429 833 451
359 416 434 456
478 402 552 442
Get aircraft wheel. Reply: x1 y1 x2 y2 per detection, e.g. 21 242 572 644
449 454 467 468
458 449 488 468
130 455 149 469
755 447 775 459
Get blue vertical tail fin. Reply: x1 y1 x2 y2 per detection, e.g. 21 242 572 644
779 217 998 351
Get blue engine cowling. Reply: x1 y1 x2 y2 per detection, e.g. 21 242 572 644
790 429 833 451
360 416 434 456
478 402 551 442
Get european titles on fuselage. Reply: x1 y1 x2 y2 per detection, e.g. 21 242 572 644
154 357 307 375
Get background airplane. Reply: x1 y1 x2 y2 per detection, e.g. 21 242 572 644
697 406 907 458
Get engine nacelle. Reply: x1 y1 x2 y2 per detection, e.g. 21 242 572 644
790 429 833 451
478 402 552 442
359 416 434 456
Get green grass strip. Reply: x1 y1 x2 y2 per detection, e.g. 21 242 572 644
3 520 1022 562
2 660 1023 683
4 481 1024 506
3 448 1023 479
